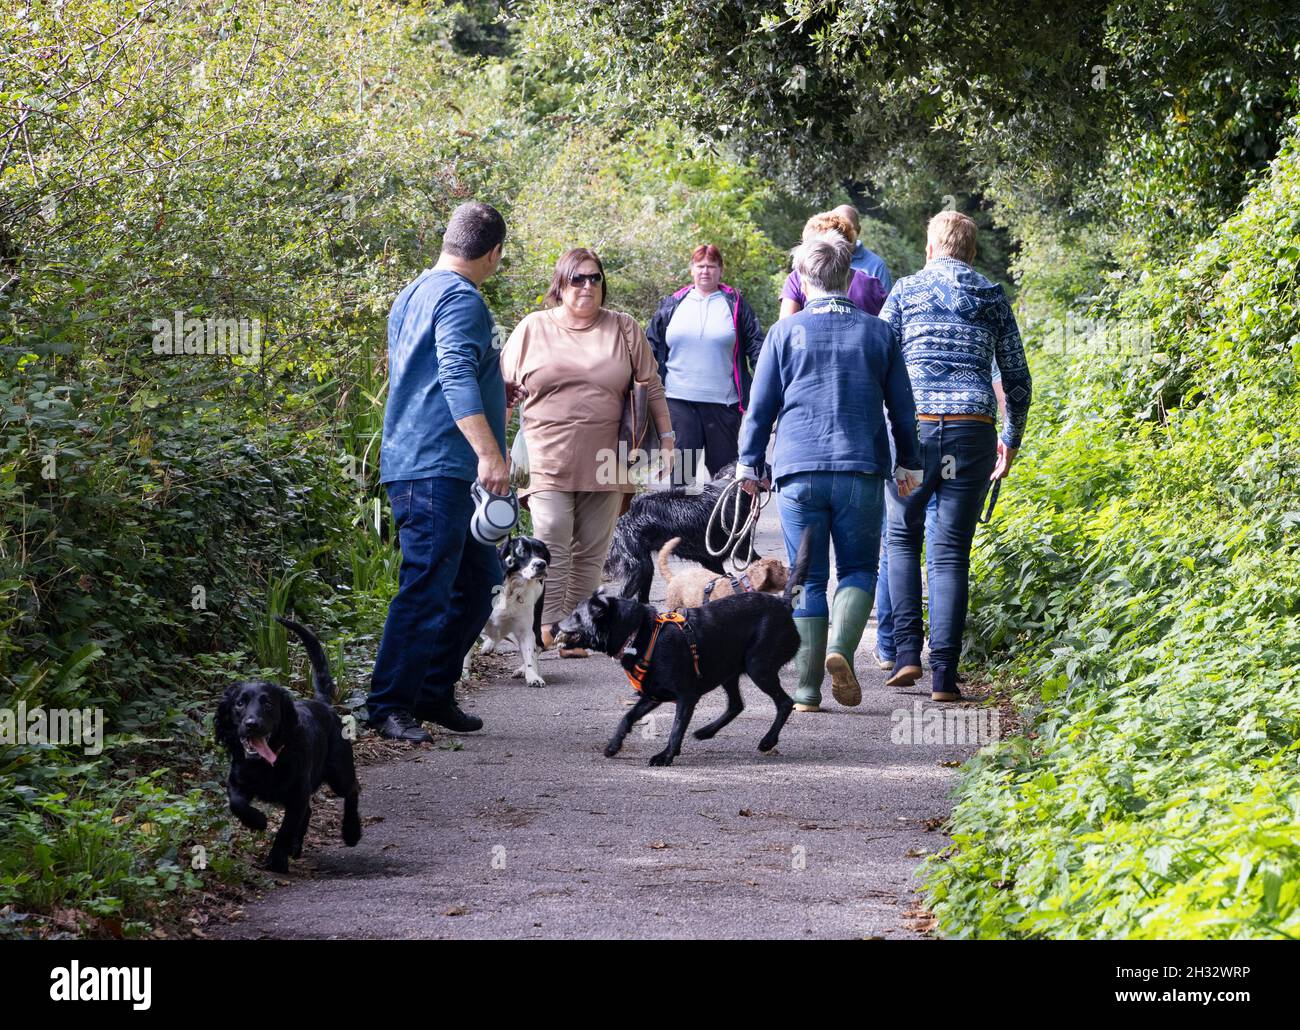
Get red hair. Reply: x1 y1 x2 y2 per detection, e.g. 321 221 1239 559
690 244 724 266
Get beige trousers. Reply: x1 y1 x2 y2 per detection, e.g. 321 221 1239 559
529 489 624 624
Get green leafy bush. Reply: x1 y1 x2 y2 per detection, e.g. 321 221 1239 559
927 118 1300 939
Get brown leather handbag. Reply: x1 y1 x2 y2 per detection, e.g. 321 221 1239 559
617 314 661 460
615 314 661 515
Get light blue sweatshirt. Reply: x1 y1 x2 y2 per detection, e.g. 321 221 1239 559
663 288 740 406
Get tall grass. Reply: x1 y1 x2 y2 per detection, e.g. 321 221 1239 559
250 569 307 681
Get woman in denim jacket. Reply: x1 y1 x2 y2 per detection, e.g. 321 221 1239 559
737 232 921 712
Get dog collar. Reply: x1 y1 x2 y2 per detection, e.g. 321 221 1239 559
620 621 656 691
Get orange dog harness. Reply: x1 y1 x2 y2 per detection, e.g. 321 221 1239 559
622 612 702 693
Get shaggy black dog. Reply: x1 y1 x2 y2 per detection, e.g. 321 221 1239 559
215 616 361 872
603 463 761 602
558 528 811 766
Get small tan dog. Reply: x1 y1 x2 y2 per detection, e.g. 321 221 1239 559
657 537 790 610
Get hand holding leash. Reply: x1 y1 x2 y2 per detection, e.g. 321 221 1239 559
478 453 510 496
895 466 921 499
991 440 1018 480
710 466 770 571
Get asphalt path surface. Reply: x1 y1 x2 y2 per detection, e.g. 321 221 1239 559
218 502 977 939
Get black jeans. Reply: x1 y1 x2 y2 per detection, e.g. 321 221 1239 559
885 419 996 691
667 398 741 487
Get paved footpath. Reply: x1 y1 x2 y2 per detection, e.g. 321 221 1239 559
218 504 975 939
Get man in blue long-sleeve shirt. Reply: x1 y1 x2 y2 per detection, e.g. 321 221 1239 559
878 210 1032 702
367 202 516 741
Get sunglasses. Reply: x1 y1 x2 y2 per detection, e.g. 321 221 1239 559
568 272 603 287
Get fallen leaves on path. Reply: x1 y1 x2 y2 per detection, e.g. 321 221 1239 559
902 903 938 935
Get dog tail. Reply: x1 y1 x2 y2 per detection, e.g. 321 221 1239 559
656 537 681 584
275 616 336 704
783 527 814 607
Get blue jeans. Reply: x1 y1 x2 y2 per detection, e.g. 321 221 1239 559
875 497 937 660
367 477 503 722
776 470 884 618
885 420 996 691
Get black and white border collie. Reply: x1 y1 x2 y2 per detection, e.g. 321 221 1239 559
465 535 551 687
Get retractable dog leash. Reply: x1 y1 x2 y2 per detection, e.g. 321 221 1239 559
706 477 770 572
470 480 520 545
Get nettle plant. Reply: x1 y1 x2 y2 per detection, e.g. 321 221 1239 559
926 121 1300 939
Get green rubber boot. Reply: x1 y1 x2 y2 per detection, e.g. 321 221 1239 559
825 586 873 707
793 617 828 712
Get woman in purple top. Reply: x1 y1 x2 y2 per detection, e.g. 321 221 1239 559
779 210 887 318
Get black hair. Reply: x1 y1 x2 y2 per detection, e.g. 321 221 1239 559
442 201 507 260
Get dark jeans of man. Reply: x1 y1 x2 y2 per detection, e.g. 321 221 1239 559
668 398 741 488
885 419 996 692
875 496 937 661
367 476 503 723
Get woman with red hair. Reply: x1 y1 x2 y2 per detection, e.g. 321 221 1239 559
645 244 765 485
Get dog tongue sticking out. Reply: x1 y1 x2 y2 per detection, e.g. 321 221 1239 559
248 737 277 764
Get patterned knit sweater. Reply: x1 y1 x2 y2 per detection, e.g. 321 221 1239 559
879 257 1031 448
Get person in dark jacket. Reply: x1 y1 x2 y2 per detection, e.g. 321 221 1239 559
646 244 764 486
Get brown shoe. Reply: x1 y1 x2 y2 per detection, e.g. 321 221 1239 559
930 670 962 702
885 663 923 687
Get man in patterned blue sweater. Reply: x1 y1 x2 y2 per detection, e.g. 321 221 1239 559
878 211 1031 702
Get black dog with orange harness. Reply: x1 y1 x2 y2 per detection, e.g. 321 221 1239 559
556 529 812 766
623 611 702 694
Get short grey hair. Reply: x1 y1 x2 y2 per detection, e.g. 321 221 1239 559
792 231 853 295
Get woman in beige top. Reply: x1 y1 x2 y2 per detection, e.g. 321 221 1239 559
502 248 675 653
